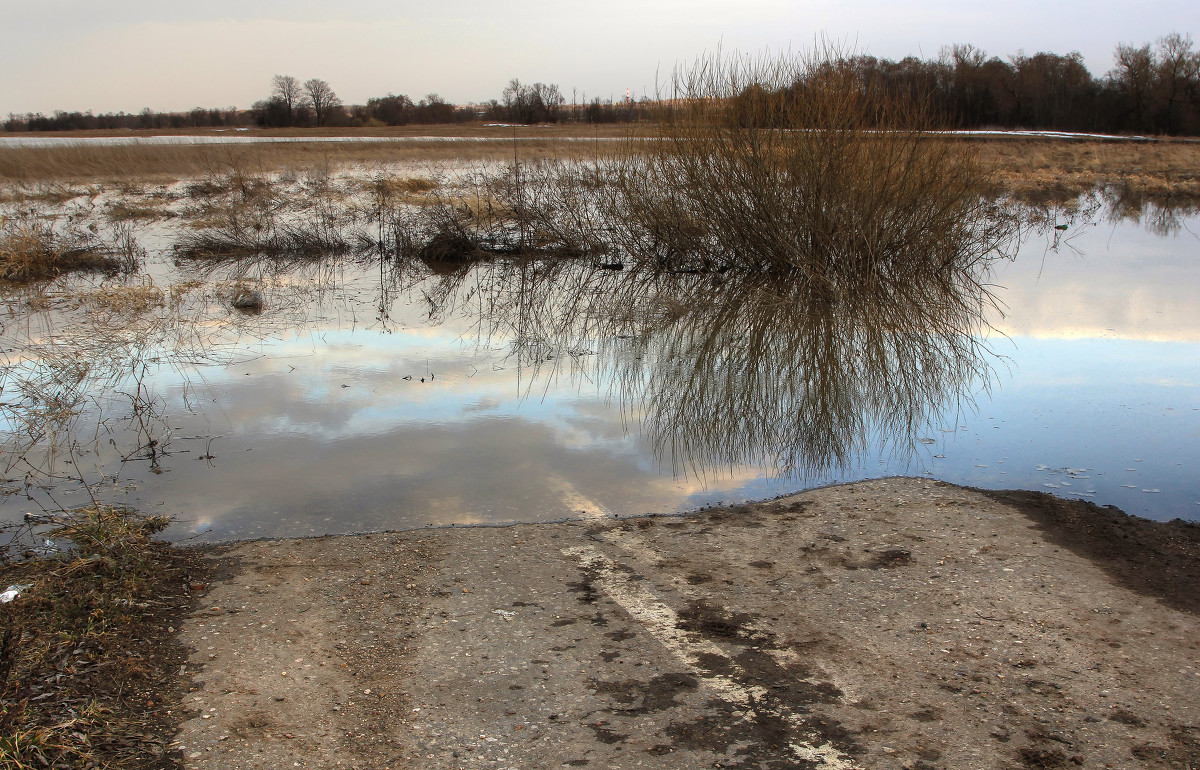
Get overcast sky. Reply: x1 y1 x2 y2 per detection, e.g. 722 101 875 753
2 1 1194 115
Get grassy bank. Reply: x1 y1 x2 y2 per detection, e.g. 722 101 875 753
0 507 203 769
3 125 1199 200
984 137 1200 200
0 133 621 184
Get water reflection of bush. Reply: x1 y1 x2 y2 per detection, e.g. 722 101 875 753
429 258 998 481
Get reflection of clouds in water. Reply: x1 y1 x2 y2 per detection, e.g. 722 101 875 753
461 397 503 414
1000 337 1200 390
993 210 1200 343
158 417 631 539
156 405 803 541
558 405 639 445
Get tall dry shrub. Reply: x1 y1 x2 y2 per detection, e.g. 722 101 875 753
604 48 1015 318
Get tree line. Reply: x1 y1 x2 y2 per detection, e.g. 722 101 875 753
832 33 1200 135
5 33 1197 135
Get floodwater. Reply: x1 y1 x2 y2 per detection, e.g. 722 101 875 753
1 193 1197 542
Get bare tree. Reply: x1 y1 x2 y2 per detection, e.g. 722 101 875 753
303 78 342 127
272 75 302 124
502 79 566 123
1155 33 1200 133
1109 43 1155 128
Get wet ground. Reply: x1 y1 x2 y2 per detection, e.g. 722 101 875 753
172 478 1200 769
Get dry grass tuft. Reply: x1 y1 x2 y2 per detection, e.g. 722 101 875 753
1 506 191 769
600 49 1012 285
0 217 128 283
105 198 174 221
70 282 166 317
364 175 439 199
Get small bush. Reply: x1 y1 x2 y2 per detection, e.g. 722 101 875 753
0 218 130 283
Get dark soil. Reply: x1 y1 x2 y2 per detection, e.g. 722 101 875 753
981 489 1200 614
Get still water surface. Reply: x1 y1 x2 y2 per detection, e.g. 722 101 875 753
2 202 1197 540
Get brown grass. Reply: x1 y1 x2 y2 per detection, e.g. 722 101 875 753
4 125 1197 201
0 133 621 183
105 198 174 221
980 137 1200 201
70 282 166 317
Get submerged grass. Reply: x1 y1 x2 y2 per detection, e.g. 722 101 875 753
0 506 199 769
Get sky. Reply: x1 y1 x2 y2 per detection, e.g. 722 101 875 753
1 1 1195 115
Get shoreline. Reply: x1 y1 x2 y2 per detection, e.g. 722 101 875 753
165 476 1200 549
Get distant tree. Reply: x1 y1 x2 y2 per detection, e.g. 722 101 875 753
414 93 454 124
365 93 414 125
272 75 302 125
303 78 342 127
252 98 292 127
1154 33 1200 133
501 79 565 123
1010 51 1095 129
1108 43 1156 130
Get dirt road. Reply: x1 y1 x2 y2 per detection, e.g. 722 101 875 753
170 478 1200 769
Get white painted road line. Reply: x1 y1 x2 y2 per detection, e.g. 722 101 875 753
563 544 860 769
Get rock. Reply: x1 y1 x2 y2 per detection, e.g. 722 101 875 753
232 289 264 311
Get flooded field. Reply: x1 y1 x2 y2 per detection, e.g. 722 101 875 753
1 163 1197 542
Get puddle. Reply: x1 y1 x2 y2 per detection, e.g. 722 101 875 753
1 178 1197 541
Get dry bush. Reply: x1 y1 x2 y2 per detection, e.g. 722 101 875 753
0 217 136 283
598 49 1014 300
437 47 1018 337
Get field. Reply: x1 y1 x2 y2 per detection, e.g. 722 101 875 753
3 125 1200 203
